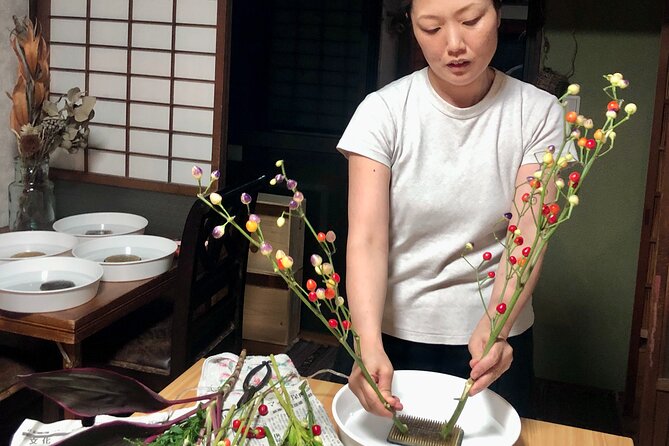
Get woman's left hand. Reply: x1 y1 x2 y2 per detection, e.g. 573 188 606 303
467 326 513 396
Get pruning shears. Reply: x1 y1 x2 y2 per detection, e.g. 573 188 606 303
236 360 272 406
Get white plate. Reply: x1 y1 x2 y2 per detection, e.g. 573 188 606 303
72 235 177 282
0 257 103 313
53 212 148 241
332 370 521 446
0 231 79 264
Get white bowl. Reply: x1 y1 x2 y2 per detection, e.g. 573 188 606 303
0 231 79 264
53 212 148 241
0 257 103 313
72 235 177 282
332 370 521 446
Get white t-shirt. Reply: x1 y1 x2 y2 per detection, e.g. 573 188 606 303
337 68 566 344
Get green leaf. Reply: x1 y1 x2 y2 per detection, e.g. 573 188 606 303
67 87 82 103
74 96 96 122
42 100 58 117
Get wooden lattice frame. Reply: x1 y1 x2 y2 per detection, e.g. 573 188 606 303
35 0 231 195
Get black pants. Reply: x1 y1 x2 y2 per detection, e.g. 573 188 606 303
332 328 535 418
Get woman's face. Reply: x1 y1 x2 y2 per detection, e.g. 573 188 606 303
411 0 499 98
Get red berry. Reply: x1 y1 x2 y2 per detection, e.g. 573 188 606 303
542 204 550 216
308 291 317 302
521 192 531 203
246 427 255 438
509 256 517 265
328 319 338 328
548 214 558 224
317 232 326 242
549 203 560 215
258 404 268 416
306 279 317 291
312 424 322 436
232 419 241 430
607 100 620 112
483 251 492 261
324 287 335 299
529 179 541 189
487 271 496 279
569 172 581 183
332 272 341 283
508 225 517 233
255 427 266 439
514 236 524 245
496 303 507 314
342 320 351 330
522 246 531 257
585 139 596 150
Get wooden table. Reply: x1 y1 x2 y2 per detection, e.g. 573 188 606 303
160 359 634 446
0 267 176 368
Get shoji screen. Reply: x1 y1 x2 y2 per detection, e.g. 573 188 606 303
36 0 230 194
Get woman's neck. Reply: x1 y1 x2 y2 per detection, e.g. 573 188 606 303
428 67 495 108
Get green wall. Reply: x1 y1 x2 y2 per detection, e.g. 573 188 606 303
533 0 662 391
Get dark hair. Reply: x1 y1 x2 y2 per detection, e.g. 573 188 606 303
403 0 502 13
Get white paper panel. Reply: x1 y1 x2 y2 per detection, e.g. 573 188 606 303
50 70 86 95
51 0 87 17
133 0 173 22
88 125 126 151
132 24 172 50
172 160 210 185
174 54 216 80
130 130 169 156
89 48 128 73
90 0 129 19
88 150 126 176
90 21 128 47
130 104 170 130
173 81 214 107
131 77 171 104
129 155 168 182
176 0 217 25
172 107 213 134
175 26 217 53
50 45 86 70
131 50 172 77
89 73 127 100
92 100 127 126
50 146 85 171
50 19 87 44
172 134 212 160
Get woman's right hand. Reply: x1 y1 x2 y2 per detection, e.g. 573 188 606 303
348 347 403 417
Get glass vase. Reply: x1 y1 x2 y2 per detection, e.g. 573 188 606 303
8 157 56 231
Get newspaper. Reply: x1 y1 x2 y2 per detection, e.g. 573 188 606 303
10 352 343 446
199 352 343 446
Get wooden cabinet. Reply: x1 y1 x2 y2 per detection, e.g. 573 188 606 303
625 3 669 444
242 194 305 346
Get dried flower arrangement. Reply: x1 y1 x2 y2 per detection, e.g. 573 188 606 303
8 16 95 167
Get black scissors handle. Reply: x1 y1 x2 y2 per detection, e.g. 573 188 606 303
236 360 271 406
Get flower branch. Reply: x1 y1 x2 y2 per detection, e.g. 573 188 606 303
441 73 637 439
194 161 408 435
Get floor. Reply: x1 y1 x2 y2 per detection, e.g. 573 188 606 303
0 331 636 445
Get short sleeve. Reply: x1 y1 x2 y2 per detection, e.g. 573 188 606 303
337 92 396 167
521 98 575 165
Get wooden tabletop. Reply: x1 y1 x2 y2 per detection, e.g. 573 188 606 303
0 267 176 344
160 359 634 446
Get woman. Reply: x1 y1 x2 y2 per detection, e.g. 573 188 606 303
336 0 565 418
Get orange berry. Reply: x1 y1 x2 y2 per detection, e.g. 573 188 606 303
565 111 578 123
245 221 258 232
577 137 587 148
